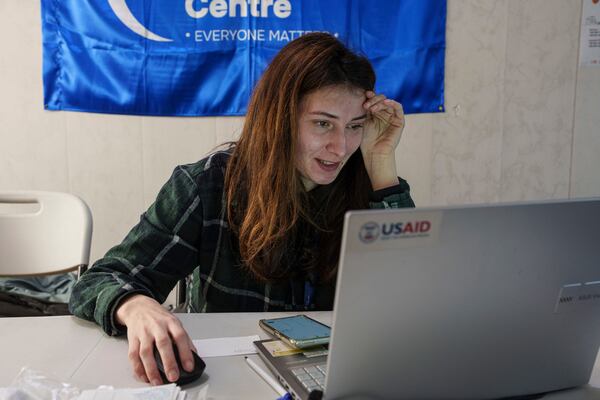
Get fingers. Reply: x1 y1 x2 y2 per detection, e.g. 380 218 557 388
385 100 405 128
363 91 388 113
364 91 405 128
156 335 179 383
128 337 148 383
139 337 165 386
171 323 196 372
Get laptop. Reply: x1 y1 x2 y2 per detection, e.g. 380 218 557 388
255 198 600 400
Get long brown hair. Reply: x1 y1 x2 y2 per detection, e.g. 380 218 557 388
225 32 375 282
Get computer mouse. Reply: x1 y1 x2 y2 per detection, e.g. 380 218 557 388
153 344 206 386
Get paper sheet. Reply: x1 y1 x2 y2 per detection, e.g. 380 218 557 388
580 0 600 66
193 335 261 357
78 385 179 400
77 384 208 400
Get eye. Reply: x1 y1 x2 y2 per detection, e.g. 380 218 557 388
347 123 364 131
314 120 332 129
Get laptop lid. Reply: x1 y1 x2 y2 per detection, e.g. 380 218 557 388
324 198 600 400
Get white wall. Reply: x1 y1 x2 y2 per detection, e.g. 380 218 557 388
1 0 598 264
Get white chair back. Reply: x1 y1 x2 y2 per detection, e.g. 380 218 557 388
0 191 92 277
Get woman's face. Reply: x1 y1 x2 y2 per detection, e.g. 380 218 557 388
295 85 367 191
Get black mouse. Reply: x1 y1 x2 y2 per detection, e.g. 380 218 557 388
153 344 206 386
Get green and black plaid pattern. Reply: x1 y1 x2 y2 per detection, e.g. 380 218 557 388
69 150 414 336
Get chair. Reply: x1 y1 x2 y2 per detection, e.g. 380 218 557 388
0 191 92 316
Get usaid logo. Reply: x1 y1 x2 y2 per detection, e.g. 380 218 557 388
359 220 432 244
108 0 293 42
381 221 431 236
359 222 380 244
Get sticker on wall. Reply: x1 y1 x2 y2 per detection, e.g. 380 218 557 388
579 0 600 67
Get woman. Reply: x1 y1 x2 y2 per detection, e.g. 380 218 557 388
69 32 415 386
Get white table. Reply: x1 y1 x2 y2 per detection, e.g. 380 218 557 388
1 313 600 399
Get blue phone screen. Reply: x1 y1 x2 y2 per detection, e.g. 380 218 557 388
264 316 330 340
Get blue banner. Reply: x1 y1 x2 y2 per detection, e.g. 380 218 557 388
41 0 446 116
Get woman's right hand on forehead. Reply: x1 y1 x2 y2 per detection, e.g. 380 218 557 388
361 90 405 158
359 90 405 190
115 294 197 386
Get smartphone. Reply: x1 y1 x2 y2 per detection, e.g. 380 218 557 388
259 315 331 349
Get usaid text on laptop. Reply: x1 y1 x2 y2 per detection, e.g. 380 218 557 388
255 198 600 400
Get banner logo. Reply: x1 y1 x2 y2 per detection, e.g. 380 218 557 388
108 0 173 42
108 0 293 43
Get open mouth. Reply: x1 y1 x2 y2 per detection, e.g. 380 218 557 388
316 159 341 171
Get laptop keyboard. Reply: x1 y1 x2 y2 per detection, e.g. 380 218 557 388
291 363 327 392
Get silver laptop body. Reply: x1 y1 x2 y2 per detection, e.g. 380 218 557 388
324 198 600 399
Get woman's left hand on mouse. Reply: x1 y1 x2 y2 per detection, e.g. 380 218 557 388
115 294 197 385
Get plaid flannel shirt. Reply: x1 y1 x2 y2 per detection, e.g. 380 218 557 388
69 150 415 336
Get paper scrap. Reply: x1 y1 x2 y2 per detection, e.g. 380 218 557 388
193 335 260 358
